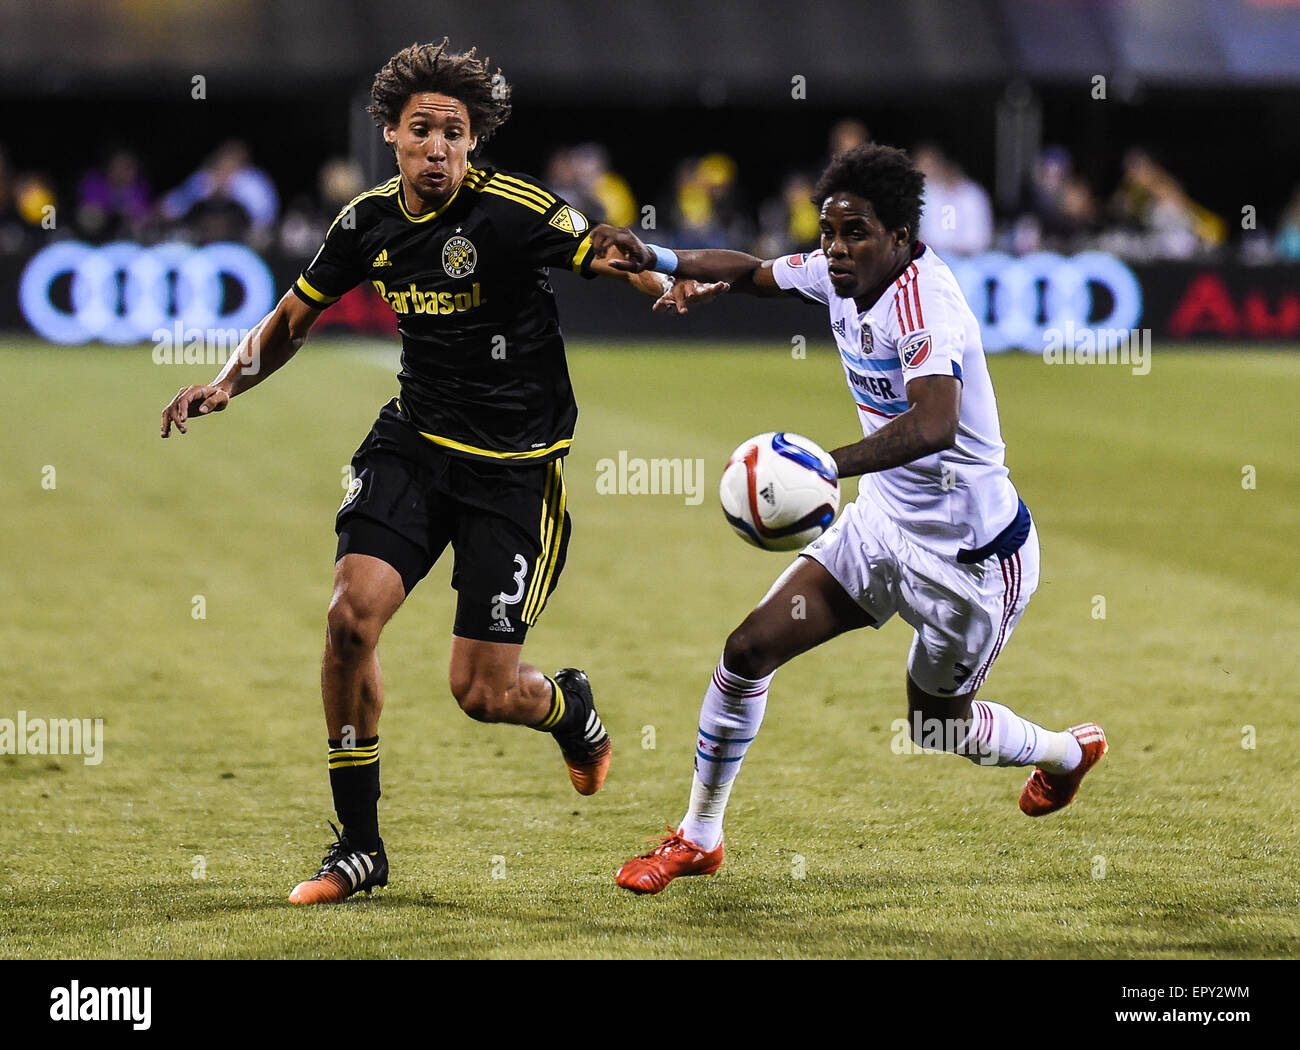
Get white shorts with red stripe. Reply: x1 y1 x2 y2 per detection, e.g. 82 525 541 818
802 496 1039 696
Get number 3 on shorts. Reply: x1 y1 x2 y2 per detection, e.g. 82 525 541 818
495 554 529 606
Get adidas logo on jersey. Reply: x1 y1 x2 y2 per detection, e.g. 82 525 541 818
371 249 392 268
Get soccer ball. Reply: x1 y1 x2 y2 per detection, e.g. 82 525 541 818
719 432 840 551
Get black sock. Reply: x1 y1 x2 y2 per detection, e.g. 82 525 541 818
531 677 587 738
327 735 381 852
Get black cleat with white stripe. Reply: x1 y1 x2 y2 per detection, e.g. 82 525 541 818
552 668 612 795
288 822 389 904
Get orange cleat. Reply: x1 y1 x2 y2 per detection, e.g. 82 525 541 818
288 871 353 905
288 824 388 903
1019 723 1108 817
616 827 724 895
552 668 612 796
563 736 612 796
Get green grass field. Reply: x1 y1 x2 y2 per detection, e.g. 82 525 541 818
1 336 1297 959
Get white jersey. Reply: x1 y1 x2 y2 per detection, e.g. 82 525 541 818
773 244 1021 559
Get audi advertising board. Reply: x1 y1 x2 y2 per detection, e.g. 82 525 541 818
8 240 1299 349
16 241 276 346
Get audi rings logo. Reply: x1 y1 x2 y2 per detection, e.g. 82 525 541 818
948 251 1143 353
19 241 275 345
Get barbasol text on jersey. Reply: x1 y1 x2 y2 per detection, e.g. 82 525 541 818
371 280 485 316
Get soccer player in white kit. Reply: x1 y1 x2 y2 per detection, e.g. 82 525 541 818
591 144 1108 895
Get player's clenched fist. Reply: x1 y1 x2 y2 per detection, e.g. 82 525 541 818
159 384 230 438
591 224 655 273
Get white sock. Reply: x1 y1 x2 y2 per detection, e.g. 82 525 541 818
678 658 772 850
964 699 1082 772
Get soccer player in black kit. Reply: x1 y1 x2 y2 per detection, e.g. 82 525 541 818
159 41 704 903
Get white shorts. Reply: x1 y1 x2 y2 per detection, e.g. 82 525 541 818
802 496 1039 696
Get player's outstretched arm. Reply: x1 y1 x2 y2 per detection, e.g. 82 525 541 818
159 290 321 438
829 375 961 478
586 252 673 296
590 224 784 298
586 245 730 313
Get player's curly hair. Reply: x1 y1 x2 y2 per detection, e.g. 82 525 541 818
367 39 512 148
813 144 925 249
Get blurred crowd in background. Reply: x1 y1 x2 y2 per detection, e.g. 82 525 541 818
4 118 1300 264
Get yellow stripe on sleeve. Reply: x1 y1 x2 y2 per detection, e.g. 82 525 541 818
489 174 555 207
295 275 340 306
571 233 594 272
326 176 400 236
478 184 549 214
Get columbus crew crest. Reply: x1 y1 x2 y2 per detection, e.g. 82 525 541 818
442 235 477 278
340 474 363 511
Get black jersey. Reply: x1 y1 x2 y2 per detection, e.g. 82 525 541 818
293 166 596 464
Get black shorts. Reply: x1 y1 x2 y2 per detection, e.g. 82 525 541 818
335 399 572 643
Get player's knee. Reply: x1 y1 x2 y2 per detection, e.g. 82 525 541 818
722 624 777 680
908 670 967 710
325 595 382 662
450 673 511 723
906 676 973 751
